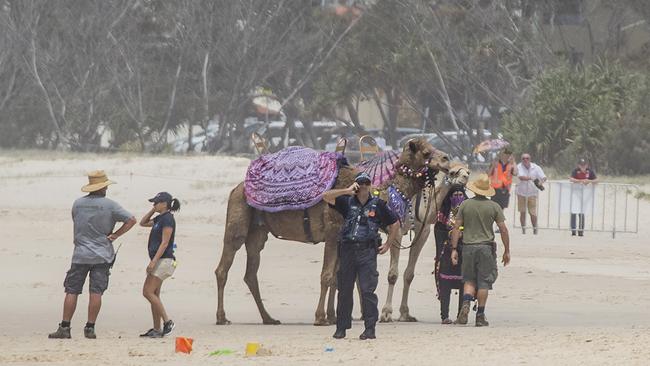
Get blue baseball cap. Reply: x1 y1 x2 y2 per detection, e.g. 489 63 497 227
354 172 372 184
148 191 172 203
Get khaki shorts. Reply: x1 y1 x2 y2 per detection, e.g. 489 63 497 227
517 195 538 214
152 258 176 280
461 243 498 290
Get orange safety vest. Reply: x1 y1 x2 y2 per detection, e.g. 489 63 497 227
490 161 513 189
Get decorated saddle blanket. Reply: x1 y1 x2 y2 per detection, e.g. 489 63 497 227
356 150 410 224
244 146 345 212
355 150 400 187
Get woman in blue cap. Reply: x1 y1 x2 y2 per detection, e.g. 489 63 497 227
139 192 181 338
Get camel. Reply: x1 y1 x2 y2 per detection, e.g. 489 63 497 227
317 162 470 324
215 138 450 325
379 162 470 322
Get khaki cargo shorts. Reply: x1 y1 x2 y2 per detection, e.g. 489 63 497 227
152 258 176 280
461 243 498 290
517 195 538 214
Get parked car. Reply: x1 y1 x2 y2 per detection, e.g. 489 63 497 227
172 122 219 153
398 129 494 162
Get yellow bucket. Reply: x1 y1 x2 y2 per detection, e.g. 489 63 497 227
245 342 260 356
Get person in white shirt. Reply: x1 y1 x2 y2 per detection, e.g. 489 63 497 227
515 153 546 234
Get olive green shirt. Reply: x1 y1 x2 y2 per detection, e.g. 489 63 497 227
457 196 505 244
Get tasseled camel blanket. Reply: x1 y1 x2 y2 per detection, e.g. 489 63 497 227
244 146 345 212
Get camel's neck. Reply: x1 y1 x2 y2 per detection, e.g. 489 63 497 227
389 173 424 199
434 178 452 209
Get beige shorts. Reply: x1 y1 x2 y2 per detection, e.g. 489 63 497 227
517 195 538 214
152 258 176 280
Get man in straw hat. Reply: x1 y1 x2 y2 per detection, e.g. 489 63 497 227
449 173 510 326
49 170 136 339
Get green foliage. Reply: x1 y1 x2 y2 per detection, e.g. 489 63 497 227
604 76 650 174
503 62 642 173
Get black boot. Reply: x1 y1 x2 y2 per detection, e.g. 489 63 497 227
332 328 346 339
359 328 376 340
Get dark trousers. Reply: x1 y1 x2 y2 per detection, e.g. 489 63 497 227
571 214 585 235
439 281 464 320
336 243 379 331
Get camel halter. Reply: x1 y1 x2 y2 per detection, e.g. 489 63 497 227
389 160 437 250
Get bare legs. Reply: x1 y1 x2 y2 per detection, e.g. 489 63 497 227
61 292 102 324
62 294 78 322
520 212 538 233
142 275 168 330
88 293 102 324
463 282 488 309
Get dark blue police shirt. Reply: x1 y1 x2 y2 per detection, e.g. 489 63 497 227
331 194 398 242
147 211 176 260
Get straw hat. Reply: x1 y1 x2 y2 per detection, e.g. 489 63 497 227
81 170 115 192
467 173 495 197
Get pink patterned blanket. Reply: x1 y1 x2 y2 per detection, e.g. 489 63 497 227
244 146 343 212
355 150 400 187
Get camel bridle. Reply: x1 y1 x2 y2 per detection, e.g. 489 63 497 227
389 159 439 250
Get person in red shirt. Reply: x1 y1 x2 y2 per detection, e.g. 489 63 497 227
569 158 598 236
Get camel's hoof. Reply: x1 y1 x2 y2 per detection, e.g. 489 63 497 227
327 317 337 325
263 318 281 325
398 314 418 322
216 318 231 325
314 318 329 326
379 314 393 323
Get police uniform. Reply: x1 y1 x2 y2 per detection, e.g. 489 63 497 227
331 190 397 335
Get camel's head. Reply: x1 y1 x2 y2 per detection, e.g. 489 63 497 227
398 138 450 186
447 162 471 186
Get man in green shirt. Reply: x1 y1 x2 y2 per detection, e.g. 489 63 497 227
450 173 510 326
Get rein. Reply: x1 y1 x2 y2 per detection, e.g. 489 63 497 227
390 169 438 251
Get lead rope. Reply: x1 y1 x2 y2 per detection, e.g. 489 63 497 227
391 176 437 250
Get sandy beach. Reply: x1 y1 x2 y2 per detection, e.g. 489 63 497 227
1 153 650 366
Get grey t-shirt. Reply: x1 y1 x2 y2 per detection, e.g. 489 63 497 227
71 195 133 264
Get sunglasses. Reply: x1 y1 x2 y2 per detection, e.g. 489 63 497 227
522 157 531 160
356 181 371 186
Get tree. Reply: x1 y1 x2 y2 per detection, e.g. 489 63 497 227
503 62 635 172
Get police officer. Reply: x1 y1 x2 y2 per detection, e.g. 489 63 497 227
322 172 400 340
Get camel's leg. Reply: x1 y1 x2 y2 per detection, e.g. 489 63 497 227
380 243 400 322
315 238 338 326
215 183 251 325
356 276 364 320
243 227 280 325
216 245 238 325
398 224 430 322
326 283 337 324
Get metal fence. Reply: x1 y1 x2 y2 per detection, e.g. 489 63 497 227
512 180 640 237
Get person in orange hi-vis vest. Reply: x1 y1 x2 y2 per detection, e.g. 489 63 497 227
488 148 518 211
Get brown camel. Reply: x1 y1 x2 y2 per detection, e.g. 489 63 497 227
380 162 471 322
318 162 470 324
215 138 450 325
